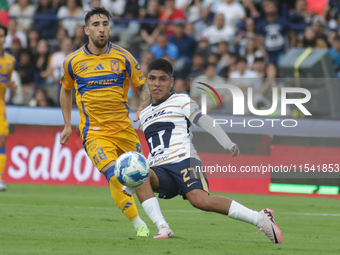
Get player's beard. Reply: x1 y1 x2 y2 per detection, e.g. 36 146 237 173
91 36 108 49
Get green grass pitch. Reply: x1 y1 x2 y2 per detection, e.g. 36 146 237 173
1 184 340 255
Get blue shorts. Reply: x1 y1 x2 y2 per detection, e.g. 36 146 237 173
151 158 209 199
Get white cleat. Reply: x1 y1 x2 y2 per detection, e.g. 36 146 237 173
153 224 174 239
258 208 283 244
0 181 7 191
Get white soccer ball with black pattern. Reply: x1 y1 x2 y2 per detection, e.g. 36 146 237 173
114 151 150 188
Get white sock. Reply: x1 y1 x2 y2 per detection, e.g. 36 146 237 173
122 186 136 196
142 197 168 230
228 200 264 228
131 215 146 230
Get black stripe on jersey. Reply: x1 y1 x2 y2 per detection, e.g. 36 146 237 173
185 117 190 134
193 113 202 125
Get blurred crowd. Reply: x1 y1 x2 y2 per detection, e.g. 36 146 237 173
1 0 340 114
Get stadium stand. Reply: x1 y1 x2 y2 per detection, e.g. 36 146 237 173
2 0 340 119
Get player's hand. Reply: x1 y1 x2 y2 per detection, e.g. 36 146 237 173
133 107 143 129
7 80 17 93
230 145 239 157
60 126 72 145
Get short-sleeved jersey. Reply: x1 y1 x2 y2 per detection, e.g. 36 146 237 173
0 52 15 107
140 93 202 167
61 42 145 142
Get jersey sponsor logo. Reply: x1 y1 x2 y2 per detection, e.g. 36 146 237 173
79 62 88 72
111 60 119 73
144 110 166 123
149 154 169 166
86 78 118 87
135 63 141 71
139 75 144 81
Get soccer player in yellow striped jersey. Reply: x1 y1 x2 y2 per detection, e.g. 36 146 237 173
0 25 17 191
60 7 170 237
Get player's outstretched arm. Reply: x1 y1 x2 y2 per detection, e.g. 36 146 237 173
60 87 73 145
197 114 240 156
134 83 151 123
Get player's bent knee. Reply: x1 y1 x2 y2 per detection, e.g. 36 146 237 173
188 194 210 211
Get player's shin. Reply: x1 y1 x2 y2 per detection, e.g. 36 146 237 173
141 197 169 230
103 165 146 230
0 147 6 181
228 200 264 228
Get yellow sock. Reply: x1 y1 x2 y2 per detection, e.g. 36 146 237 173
109 176 139 221
0 150 6 181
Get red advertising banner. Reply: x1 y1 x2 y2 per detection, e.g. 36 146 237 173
4 125 340 198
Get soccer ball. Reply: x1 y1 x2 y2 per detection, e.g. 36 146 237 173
114 151 150 188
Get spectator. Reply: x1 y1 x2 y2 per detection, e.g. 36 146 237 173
149 33 179 60
289 0 313 25
169 20 196 78
190 53 205 79
200 13 235 51
327 30 337 48
256 0 295 66
57 0 85 38
32 0 58 39
41 37 73 85
35 39 50 85
101 0 125 16
244 38 264 67
16 48 38 103
73 25 87 49
217 0 246 29
257 63 283 111
28 88 55 107
251 57 266 78
191 63 225 112
195 35 210 60
8 0 36 33
4 18 27 49
159 0 186 36
139 51 154 76
6 37 21 68
300 27 327 48
216 41 231 72
207 52 220 66
186 0 203 23
312 16 328 43
122 0 139 18
229 57 262 114
235 17 256 56
172 78 189 94
27 29 40 54
329 35 340 77
129 0 161 57
50 27 69 53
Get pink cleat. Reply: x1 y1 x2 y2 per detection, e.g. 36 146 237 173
258 209 283 244
153 224 174 239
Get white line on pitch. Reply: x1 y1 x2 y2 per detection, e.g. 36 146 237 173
1 204 340 216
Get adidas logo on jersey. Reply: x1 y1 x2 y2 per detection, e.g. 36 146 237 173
94 64 104 70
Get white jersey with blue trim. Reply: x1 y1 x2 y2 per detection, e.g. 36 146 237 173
140 93 202 167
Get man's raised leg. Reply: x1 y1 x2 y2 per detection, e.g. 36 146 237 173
185 189 283 243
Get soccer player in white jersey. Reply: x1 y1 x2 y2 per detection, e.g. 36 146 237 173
130 59 282 243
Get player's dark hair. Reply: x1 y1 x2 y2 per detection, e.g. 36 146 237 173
0 25 7 37
148 59 173 78
85 7 112 25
